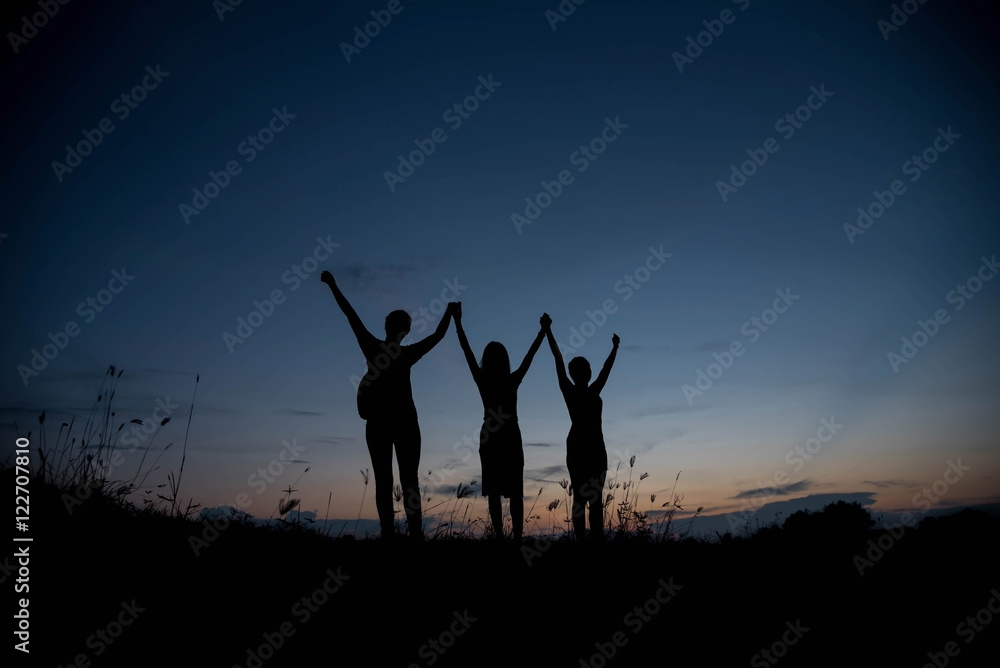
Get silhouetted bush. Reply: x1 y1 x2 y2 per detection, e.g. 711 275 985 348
781 500 874 544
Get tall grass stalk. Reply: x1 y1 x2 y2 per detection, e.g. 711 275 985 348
169 374 199 518
353 468 369 537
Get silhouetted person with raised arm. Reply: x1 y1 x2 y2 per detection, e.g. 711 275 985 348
541 313 619 541
454 303 545 541
321 270 455 541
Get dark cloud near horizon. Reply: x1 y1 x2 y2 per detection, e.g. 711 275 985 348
861 479 917 489
525 465 568 483
312 436 356 445
731 479 815 500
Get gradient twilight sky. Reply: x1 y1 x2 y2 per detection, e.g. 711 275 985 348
2 0 998 535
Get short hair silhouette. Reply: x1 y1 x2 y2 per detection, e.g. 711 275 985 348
322 271 455 541
385 310 411 340
568 357 591 385
542 314 619 541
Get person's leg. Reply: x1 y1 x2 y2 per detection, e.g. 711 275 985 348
510 493 524 542
365 420 395 539
587 471 607 541
488 494 503 539
395 419 423 541
510 425 524 541
570 477 587 540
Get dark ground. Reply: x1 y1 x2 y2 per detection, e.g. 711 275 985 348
9 472 1000 667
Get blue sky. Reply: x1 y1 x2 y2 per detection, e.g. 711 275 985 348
2 0 998 534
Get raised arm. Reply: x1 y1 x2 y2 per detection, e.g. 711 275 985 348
541 314 571 393
408 302 455 360
512 328 545 385
453 303 481 383
321 271 374 348
591 333 620 395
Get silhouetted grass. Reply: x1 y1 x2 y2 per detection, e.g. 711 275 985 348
19 462 999 667
18 366 200 520
10 367 1000 666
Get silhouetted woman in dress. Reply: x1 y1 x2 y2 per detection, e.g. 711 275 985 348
454 303 544 541
541 313 619 541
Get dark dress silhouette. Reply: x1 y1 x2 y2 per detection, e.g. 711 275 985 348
322 270 454 540
454 303 544 541
542 313 619 541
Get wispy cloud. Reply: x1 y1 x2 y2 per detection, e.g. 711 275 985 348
633 404 707 418
623 345 672 353
693 340 731 353
335 264 421 283
116 367 196 380
861 479 917 489
623 342 730 354
525 465 568 483
731 479 816 500
311 436 356 445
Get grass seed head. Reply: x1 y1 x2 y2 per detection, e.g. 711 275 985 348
279 498 300 515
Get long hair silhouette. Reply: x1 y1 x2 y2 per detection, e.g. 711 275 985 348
454 303 544 541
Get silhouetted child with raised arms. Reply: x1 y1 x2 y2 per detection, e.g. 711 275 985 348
541 313 619 541
454 302 545 541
